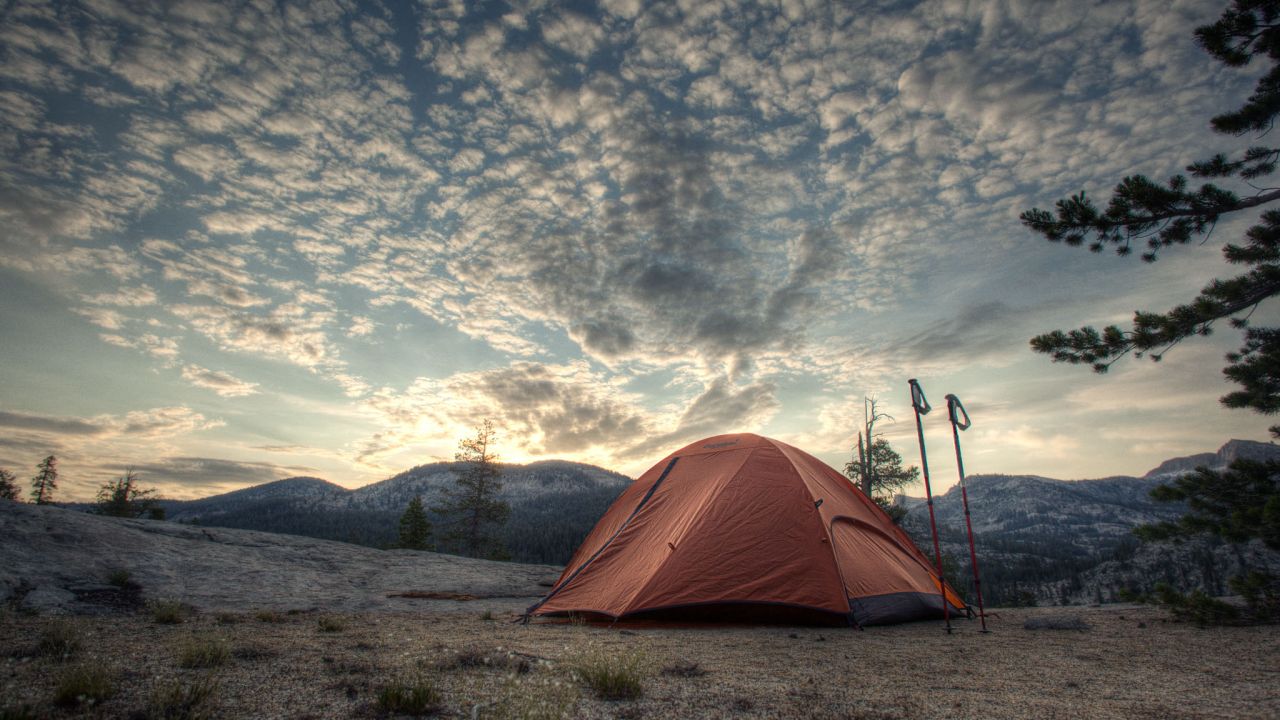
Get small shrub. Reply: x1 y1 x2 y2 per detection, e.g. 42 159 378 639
1231 571 1280 623
1134 573 1280 627
317 616 346 633
571 646 646 701
375 674 441 716
254 610 286 624
107 569 132 588
1153 584 1242 627
481 610 495 622
177 636 230 669
145 677 219 720
497 674 578 720
53 664 116 708
39 619 82 659
151 600 187 625
214 613 240 625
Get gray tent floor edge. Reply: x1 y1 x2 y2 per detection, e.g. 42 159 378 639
538 599 855 626
849 591 966 626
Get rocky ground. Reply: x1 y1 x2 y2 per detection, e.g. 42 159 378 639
2 604 1277 719
2 503 1278 719
0 503 559 615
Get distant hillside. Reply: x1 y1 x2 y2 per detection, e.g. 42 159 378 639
135 439 1280 607
900 439 1280 607
1143 438 1280 478
160 460 632 564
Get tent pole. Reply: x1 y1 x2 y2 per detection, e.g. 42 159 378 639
908 378 950 634
945 394 990 633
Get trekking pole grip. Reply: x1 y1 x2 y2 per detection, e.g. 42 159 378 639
908 378 931 415
945 394 971 430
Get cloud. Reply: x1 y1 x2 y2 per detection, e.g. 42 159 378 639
888 301 1023 365
181 365 260 397
976 424 1082 460
0 410 104 436
126 456 309 489
622 376 780 460
99 333 181 365
170 304 338 370
359 362 651 462
0 406 215 439
0 0 1264 488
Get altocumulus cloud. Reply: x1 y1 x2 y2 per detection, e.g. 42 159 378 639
181 365 260 397
0 0 1269 490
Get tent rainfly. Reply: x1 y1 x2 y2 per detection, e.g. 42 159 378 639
527 433 966 626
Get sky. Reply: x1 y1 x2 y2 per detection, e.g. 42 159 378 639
1 0 1276 501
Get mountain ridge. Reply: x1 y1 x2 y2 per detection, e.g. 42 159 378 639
158 459 632 564
899 439 1280 606
86 438 1280 605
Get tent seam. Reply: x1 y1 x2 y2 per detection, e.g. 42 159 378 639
619 447 759 616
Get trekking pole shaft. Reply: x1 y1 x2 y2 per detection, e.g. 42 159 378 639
909 381 949 632
951 422 988 632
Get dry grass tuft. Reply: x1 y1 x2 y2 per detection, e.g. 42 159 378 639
38 619 81 660
571 645 647 701
254 610 286 623
52 663 116 708
106 568 132 588
375 673 442 716
317 616 346 633
150 600 187 625
496 673 578 720
177 636 231 669
145 677 219 720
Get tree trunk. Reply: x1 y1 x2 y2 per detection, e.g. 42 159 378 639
858 432 871 497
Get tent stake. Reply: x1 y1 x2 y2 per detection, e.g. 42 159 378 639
908 379 951 634
945 394 990 633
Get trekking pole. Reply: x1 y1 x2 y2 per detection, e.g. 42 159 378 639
908 379 951 634
945 394 990 633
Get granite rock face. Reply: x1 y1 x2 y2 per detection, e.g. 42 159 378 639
0 502 559 615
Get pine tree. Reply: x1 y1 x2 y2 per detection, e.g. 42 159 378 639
843 398 919 522
1135 460 1280 550
30 455 57 505
0 468 20 501
1021 1 1280 568
1021 1 1280 434
397 495 434 550
93 469 162 519
433 420 510 559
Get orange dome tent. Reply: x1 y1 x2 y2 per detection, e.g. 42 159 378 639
527 433 966 626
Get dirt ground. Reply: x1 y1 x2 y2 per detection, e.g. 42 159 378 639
2 602 1277 720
